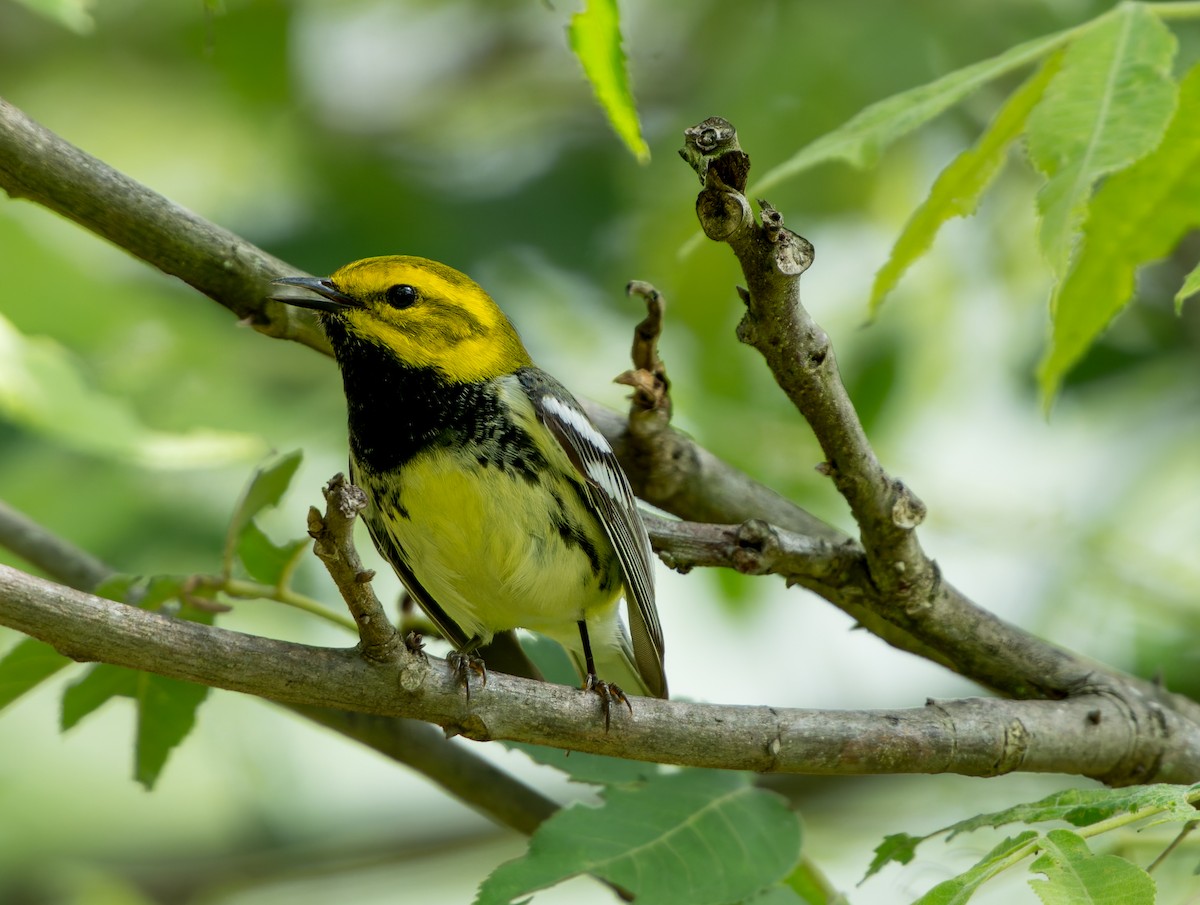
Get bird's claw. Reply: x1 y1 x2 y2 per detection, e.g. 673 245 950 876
585 675 632 732
448 650 487 700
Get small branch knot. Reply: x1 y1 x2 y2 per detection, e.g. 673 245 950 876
890 480 927 530
731 518 779 574
696 188 751 241
324 472 367 519
757 204 814 276
679 117 746 189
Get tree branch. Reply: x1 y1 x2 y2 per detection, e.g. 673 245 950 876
676 116 1200 780
4 563 1197 782
0 96 328 356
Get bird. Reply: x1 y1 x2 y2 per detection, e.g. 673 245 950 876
271 255 667 719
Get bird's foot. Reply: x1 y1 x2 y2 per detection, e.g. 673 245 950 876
403 631 427 660
585 675 632 732
448 650 487 701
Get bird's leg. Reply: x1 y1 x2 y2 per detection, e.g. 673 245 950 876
447 640 487 701
578 619 631 731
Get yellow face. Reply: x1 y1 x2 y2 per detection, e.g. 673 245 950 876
326 255 532 382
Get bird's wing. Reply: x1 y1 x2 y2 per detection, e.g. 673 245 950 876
519 369 667 698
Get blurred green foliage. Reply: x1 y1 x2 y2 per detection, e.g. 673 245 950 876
2 1 1199 903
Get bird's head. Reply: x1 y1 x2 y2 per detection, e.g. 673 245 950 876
272 255 532 382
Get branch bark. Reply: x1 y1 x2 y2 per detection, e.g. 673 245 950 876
5 563 1197 782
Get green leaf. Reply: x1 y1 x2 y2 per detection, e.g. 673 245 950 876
1028 829 1154 905
0 637 71 711
236 520 309 586
744 887 808 905
870 52 1063 315
223 450 303 574
753 23 1082 196
946 784 1200 839
568 0 649 164
866 785 1200 887
914 832 1038 905
0 313 264 468
134 672 209 789
509 741 659 786
62 662 138 729
475 770 802 905
61 663 209 789
93 573 140 603
1026 4 1177 275
1177 261 1200 313
783 857 842 905
864 832 923 879
1037 60 1200 402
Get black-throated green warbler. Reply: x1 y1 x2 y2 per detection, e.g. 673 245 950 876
272 256 668 710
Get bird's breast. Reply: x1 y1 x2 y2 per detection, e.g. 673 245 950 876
354 445 622 644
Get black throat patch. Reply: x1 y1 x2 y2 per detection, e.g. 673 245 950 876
326 321 546 481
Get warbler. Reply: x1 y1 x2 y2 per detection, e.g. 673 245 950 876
272 256 667 713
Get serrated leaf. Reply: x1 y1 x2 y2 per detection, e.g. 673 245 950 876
568 0 649 164
0 313 263 468
0 637 71 711
1028 829 1154 905
223 450 302 574
62 662 138 729
914 832 1038 905
1026 4 1177 276
61 662 209 789
1177 261 1200 313
1037 60 1200 402
870 52 1063 315
236 520 309 586
753 25 1078 196
864 832 923 879
134 672 208 789
475 770 801 905
946 784 1200 839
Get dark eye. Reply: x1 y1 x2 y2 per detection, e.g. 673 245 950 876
384 284 418 309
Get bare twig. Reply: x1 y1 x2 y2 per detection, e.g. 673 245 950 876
307 473 400 662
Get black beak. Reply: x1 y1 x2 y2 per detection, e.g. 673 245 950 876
270 275 357 313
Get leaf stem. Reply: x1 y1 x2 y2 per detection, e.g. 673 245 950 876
222 577 358 631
